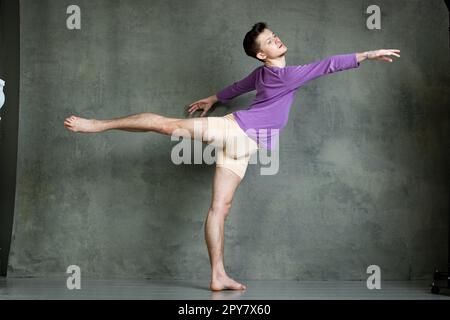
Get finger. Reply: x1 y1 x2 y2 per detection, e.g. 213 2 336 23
386 51 400 58
188 105 198 112
190 103 204 111
188 107 197 115
387 49 401 52
189 101 201 107
191 106 203 114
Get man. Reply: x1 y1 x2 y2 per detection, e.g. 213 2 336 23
64 22 400 291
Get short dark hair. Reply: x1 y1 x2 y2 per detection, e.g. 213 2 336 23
243 22 268 62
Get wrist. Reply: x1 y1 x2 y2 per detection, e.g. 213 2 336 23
356 51 371 63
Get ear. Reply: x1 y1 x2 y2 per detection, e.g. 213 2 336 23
256 51 266 61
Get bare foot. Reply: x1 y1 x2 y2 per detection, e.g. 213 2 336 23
64 115 102 133
210 274 247 291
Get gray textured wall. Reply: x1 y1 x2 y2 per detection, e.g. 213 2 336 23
8 0 449 280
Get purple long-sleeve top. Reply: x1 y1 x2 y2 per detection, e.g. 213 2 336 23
216 53 360 150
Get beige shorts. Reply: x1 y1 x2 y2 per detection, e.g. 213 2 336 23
203 114 260 179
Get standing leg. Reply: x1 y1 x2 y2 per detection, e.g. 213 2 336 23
206 166 246 291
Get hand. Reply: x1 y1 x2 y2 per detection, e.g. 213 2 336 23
366 49 401 62
187 95 217 117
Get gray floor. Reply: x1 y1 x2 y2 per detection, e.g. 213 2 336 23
1 278 449 300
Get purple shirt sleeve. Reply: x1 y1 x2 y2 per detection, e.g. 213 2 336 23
216 68 258 103
282 53 360 90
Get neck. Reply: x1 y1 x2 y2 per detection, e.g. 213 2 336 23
264 57 286 68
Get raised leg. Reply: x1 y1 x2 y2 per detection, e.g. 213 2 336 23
64 113 209 141
206 166 246 291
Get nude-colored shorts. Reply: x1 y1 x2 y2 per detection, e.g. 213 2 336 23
203 114 260 179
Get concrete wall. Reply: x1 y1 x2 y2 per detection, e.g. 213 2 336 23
7 0 449 280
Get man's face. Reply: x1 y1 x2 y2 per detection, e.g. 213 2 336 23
256 28 287 61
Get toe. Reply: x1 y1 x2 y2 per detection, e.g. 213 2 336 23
237 284 245 290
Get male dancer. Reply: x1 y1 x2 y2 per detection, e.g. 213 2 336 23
64 22 400 291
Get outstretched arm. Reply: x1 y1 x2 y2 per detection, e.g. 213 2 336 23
282 53 359 90
187 68 258 117
215 68 258 103
283 49 400 90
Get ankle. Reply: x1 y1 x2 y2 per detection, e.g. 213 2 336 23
212 269 227 279
94 119 107 132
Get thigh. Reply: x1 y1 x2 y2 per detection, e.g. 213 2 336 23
224 131 259 160
211 165 243 209
170 117 209 142
172 116 230 148
213 116 259 180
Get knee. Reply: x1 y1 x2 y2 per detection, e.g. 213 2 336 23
162 119 181 136
210 201 232 219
